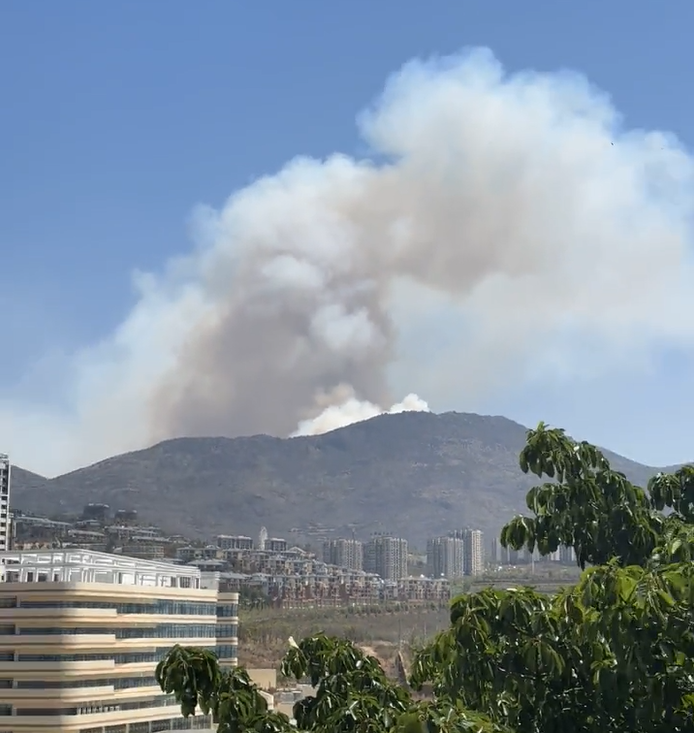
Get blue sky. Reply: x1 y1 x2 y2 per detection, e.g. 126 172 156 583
2 1 694 473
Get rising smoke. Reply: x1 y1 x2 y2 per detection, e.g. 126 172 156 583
4 48 694 475
292 385 430 437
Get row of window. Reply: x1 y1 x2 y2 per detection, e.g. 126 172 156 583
6 694 179 716
78 715 214 732
216 645 238 659
216 624 239 637
11 676 158 689
115 625 217 639
18 600 218 615
217 603 239 617
12 645 218 664
2 624 217 638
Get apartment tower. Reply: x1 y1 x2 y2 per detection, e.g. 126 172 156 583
0 548 239 732
322 539 363 571
364 535 408 581
426 536 464 580
449 528 485 576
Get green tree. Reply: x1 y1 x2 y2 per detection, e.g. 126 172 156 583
156 635 504 733
157 422 694 733
500 422 694 567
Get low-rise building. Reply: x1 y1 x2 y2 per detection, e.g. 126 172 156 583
216 535 254 551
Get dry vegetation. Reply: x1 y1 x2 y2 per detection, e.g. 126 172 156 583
238 568 584 673
239 605 450 672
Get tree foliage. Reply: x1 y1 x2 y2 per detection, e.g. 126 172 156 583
157 422 694 733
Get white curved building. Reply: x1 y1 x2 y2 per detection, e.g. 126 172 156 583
0 549 239 732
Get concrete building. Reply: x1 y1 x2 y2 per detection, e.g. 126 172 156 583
426 536 464 580
266 538 287 554
364 535 408 581
215 535 253 551
0 455 11 560
0 548 239 732
559 545 576 565
322 539 363 572
449 529 484 576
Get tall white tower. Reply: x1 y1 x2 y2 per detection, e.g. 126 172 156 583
258 526 268 551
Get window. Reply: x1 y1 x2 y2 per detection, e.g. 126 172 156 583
17 676 158 690
130 724 150 733
216 603 238 618
18 627 109 635
115 624 216 639
216 624 238 637
216 644 238 659
171 715 213 730
18 646 216 664
19 599 216 615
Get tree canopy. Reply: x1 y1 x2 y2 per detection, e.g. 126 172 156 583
156 422 694 733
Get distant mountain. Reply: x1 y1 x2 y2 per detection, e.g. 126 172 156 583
8 411 671 547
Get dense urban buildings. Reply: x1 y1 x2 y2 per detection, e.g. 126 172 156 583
448 528 485 576
322 538 363 571
216 534 253 551
489 537 576 566
426 536 465 579
426 530 485 578
0 548 238 732
364 534 408 581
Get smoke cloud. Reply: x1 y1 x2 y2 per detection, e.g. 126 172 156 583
292 385 430 437
4 47 694 476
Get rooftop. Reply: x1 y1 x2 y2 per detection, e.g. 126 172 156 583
0 548 203 588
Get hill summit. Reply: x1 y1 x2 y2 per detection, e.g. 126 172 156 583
9 411 662 547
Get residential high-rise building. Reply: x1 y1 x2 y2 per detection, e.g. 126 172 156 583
559 544 576 565
0 454 10 559
364 535 408 580
0 548 239 732
426 536 464 579
323 538 363 571
449 528 485 576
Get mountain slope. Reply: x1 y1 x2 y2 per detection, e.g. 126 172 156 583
9 412 666 547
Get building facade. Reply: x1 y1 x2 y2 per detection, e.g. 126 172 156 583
215 535 253 551
449 529 484 576
364 535 408 581
266 538 287 554
0 549 239 733
0 455 10 559
322 539 363 572
426 536 464 580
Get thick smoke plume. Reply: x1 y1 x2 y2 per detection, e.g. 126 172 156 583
4 47 694 475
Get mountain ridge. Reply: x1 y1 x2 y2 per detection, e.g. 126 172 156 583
8 411 673 547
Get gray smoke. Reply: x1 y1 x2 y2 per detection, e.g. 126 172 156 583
4 48 694 475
